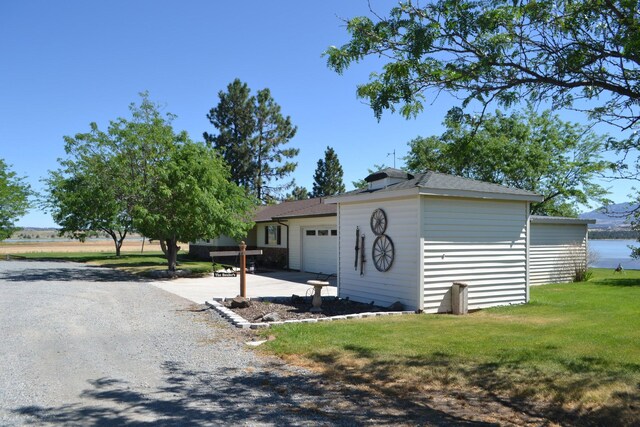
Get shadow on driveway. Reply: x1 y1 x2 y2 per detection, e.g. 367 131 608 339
13 360 489 426
0 260 146 283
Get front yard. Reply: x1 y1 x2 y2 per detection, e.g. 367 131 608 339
262 269 640 425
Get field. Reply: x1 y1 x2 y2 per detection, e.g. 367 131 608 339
262 269 640 426
0 239 164 255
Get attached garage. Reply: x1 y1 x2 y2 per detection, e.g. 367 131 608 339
301 227 338 274
189 197 338 272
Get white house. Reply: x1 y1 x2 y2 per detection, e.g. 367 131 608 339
326 168 545 313
191 169 595 312
190 198 338 272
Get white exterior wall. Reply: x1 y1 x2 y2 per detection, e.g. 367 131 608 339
422 197 529 313
337 197 420 310
287 217 337 271
530 222 588 285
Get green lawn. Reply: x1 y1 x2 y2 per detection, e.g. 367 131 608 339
263 268 640 424
13 251 214 276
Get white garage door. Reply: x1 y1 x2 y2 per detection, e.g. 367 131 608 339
302 227 337 274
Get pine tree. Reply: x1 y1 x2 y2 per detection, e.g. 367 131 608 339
312 146 345 197
204 79 299 203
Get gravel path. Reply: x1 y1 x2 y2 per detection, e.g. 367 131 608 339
0 260 477 426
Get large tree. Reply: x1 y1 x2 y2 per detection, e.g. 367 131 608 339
311 146 346 197
45 123 135 256
46 93 256 270
405 108 609 216
0 159 30 240
204 79 299 203
326 0 640 239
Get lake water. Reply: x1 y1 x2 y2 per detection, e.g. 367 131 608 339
589 239 640 270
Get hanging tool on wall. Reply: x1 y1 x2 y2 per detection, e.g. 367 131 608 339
354 226 360 270
360 233 366 276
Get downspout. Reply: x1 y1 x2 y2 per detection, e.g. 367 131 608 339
277 220 290 270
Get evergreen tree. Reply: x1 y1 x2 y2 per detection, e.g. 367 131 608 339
204 79 299 203
284 181 309 201
311 146 345 197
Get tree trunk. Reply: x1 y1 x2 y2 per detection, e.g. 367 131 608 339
165 238 178 272
107 231 121 257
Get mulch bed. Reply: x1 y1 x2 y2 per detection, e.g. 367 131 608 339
224 296 400 323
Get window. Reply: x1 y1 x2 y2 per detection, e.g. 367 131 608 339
331 230 337 236
318 230 329 236
264 225 282 245
305 230 316 236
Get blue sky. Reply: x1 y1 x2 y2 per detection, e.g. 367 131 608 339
1 1 634 227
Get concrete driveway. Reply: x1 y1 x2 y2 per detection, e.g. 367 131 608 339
151 271 338 304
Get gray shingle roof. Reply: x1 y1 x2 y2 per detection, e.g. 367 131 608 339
331 170 541 200
254 197 336 222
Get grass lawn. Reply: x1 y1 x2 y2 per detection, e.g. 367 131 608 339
262 268 640 425
13 251 214 276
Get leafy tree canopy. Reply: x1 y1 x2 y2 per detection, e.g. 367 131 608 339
46 93 256 269
405 108 610 216
0 159 30 240
45 121 136 255
204 79 299 203
312 146 346 197
326 0 640 128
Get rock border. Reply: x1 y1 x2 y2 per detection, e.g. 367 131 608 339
205 298 417 329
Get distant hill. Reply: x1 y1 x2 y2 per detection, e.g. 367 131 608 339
580 202 638 229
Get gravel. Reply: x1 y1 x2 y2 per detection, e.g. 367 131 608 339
0 260 455 426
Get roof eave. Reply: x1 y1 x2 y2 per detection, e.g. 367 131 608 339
325 187 420 204
418 188 544 202
530 216 597 225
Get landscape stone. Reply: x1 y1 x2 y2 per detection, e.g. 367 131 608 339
230 296 252 308
261 312 281 322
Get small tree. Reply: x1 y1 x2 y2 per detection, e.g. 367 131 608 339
311 146 346 197
205 79 299 203
0 159 30 241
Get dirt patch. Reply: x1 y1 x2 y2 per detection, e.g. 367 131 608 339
225 297 398 322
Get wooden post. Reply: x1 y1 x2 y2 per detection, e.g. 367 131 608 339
239 241 247 297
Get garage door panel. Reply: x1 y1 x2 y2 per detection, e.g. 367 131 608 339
302 228 337 274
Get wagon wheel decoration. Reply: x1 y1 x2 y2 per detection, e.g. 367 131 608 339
370 208 387 235
372 235 395 272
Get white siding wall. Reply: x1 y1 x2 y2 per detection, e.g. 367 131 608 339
530 222 587 285
338 197 420 310
422 197 529 313
287 217 337 271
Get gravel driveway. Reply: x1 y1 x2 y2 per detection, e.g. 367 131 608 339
0 260 466 426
